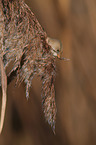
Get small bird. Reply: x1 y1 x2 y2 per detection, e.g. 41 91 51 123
46 37 62 58
46 37 70 61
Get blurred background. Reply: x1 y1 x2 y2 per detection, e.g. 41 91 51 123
0 0 96 145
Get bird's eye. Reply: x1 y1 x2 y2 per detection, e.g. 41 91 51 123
57 49 60 53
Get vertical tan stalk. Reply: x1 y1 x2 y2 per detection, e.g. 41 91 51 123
0 58 7 134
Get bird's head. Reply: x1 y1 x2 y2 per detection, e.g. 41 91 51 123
46 37 70 61
46 37 62 58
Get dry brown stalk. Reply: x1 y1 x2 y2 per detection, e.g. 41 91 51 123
0 57 7 134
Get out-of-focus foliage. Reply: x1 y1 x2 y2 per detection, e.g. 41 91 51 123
0 0 96 145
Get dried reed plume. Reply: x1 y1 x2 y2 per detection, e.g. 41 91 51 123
0 0 65 134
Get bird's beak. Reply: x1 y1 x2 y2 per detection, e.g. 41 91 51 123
57 54 60 58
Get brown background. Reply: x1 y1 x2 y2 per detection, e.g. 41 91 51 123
0 0 96 145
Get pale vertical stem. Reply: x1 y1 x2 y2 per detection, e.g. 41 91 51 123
0 58 7 134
